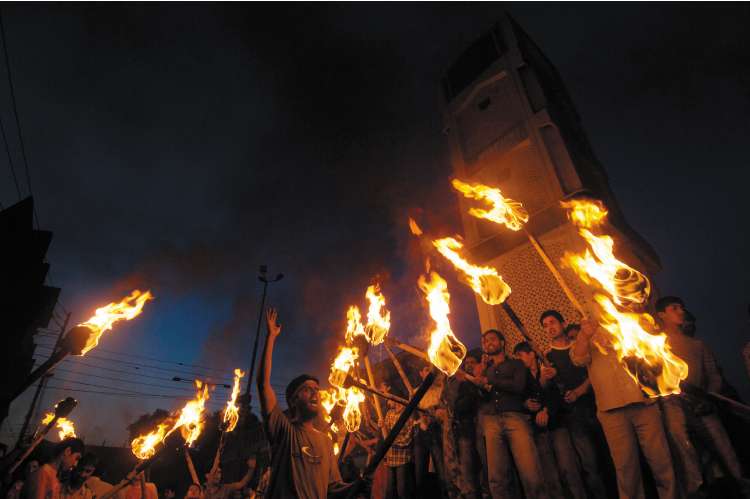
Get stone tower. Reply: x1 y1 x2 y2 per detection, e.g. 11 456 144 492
440 14 660 349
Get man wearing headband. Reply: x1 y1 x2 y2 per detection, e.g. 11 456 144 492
257 307 352 499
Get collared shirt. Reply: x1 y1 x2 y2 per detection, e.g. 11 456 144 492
478 357 527 415
570 332 651 412
383 407 415 467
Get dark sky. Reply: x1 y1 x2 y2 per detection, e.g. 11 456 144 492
2 3 749 446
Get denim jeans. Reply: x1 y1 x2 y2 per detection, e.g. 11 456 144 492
386 463 415 499
479 412 548 499
597 403 677 499
659 395 704 495
563 406 610 499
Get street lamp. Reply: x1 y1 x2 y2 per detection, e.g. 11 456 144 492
245 265 283 402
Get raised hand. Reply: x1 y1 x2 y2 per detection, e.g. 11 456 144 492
266 307 282 338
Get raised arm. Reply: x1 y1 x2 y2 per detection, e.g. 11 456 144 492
257 307 282 417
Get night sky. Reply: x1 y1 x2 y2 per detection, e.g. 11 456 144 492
1 3 749 446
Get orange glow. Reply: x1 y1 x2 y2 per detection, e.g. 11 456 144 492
560 198 608 229
342 387 366 432
452 179 529 231
418 271 466 376
329 347 358 388
131 380 210 459
433 237 511 305
222 369 245 432
365 285 391 345
41 413 76 440
595 294 689 397
78 290 154 355
561 199 688 396
561 200 650 306
345 306 367 345
408 217 423 236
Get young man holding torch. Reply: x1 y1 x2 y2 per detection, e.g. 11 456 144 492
203 458 256 499
257 308 353 499
467 329 548 499
571 319 677 499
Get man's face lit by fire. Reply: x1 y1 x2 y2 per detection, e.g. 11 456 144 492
542 315 564 338
659 303 685 328
482 332 504 356
293 380 320 420
61 447 82 471
463 356 478 374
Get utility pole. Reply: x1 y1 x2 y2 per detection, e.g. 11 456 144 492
16 311 70 448
245 265 283 404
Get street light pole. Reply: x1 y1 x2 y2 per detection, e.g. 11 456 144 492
245 265 283 403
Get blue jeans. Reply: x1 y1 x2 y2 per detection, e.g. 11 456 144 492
479 412 548 499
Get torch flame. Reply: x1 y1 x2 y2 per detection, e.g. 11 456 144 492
130 380 210 459
418 271 466 376
345 306 367 345
41 413 76 440
560 198 608 229
329 347 358 388
561 199 688 396
342 387 366 432
222 368 245 432
595 294 689 397
433 237 511 305
452 179 529 231
365 285 391 345
78 290 154 355
561 200 650 306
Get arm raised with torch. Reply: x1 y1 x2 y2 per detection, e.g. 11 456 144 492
257 308 354 498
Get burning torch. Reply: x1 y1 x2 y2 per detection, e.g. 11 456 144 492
5 397 77 476
345 270 466 498
101 380 210 499
12 290 153 402
210 368 245 474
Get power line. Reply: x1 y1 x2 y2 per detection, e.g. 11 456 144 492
0 7 37 226
32 355 288 393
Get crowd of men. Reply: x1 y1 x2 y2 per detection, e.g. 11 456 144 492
258 298 748 499
3 296 748 499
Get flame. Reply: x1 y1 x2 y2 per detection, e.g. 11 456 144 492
78 290 154 355
333 442 340 455
560 198 608 229
345 306 367 345
222 369 245 432
365 285 391 345
329 347 358 388
41 413 76 440
561 200 650 306
564 229 651 306
131 380 210 459
595 294 689 397
433 237 511 305
452 179 529 231
342 387 366 432
418 271 466 376
561 199 688 396
408 217 423 236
